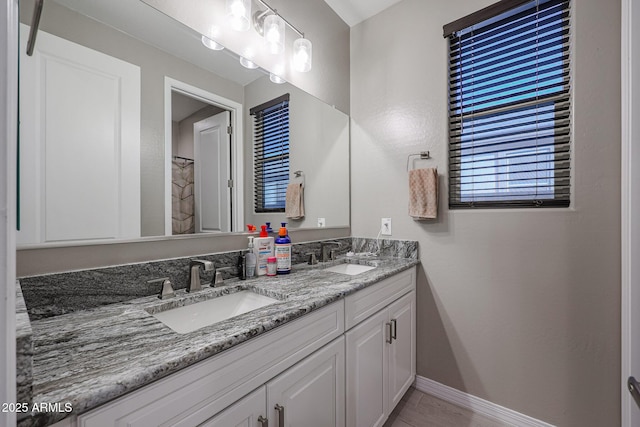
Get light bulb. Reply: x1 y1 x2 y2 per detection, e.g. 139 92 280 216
270 73 286 84
201 35 224 51
226 0 251 31
264 15 285 54
293 38 312 72
240 57 259 69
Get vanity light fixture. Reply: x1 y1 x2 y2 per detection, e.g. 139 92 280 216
226 0 251 32
224 0 313 74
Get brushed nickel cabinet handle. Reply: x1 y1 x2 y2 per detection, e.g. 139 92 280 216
258 415 269 427
391 318 397 341
275 404 284 427
386 322 393 344
628 376 640 409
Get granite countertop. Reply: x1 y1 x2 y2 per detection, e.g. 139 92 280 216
19 256 419 427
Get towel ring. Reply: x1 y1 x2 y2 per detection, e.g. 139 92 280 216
407 151 431 171
293 170 305 188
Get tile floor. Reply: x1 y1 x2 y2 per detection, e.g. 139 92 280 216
383 387 514 427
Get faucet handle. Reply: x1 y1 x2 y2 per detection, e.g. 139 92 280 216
148 277 175 300
213 271 224 286
306 252 318 265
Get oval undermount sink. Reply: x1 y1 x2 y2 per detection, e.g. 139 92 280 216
324 263 376 276
151 291 279 334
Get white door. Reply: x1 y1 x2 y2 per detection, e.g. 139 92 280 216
346 309 388 427
387 292 416 410
267 337 345 427
623 0 640 425
194 111 231 233
18 25 140 244
200 386 267 427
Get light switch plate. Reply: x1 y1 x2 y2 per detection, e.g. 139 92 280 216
381 218 392 235
317 218 326 227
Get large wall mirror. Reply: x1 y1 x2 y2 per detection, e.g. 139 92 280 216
17 0 349 247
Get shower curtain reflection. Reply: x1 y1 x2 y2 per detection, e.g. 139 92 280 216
172 157 195 234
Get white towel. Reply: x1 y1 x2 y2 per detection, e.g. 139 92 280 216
408 168 438 219
285 183 305 219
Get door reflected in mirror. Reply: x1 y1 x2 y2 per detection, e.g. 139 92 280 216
170 89 233 235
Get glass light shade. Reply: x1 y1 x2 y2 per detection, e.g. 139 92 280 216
226 0 251 31
269 73 286 84
201 35 224 51
293 38 312 72
239 56 259 69
263 14 285 54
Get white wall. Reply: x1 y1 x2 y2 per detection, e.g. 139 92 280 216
350 0 621 425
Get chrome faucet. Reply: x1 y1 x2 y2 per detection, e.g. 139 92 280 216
188 259 214 292
320 241 342 263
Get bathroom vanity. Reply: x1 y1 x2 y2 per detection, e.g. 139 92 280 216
17 256 417 427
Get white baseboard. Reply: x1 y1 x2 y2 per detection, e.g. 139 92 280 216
413 375 555 427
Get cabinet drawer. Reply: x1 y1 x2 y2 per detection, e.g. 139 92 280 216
78 301 344 427
344 267 415 330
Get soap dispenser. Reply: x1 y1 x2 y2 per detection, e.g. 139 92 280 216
253 225 275 276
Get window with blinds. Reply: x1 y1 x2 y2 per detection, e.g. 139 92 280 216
444 0 571 208
251 94 290 212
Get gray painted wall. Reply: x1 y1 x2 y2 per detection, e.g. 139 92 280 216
243 76 350 230
350 0 621 425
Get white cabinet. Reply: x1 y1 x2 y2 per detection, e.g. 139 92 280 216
201 337 345 427
345 309 388 427
267 337 345 427
387 293 416 410
345 268 416 427
199 387 267 427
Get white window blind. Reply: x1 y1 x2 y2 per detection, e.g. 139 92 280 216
445 0 571 208
251 94 290 212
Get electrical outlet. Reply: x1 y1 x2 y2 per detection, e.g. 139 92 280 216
317 218 326 227
381 218 392 235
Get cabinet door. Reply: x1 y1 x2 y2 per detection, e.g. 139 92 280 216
267 337 345 427
345 309 389 427
199 386 267 427
387 291 416 410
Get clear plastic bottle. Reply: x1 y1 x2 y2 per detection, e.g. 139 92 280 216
246 237 257 278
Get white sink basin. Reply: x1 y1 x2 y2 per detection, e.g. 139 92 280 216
152 291 279 334
324 263 376 276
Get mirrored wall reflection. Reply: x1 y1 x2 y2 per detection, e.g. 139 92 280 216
17 0 349 247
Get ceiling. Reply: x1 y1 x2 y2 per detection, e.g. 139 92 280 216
322 0 403 27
